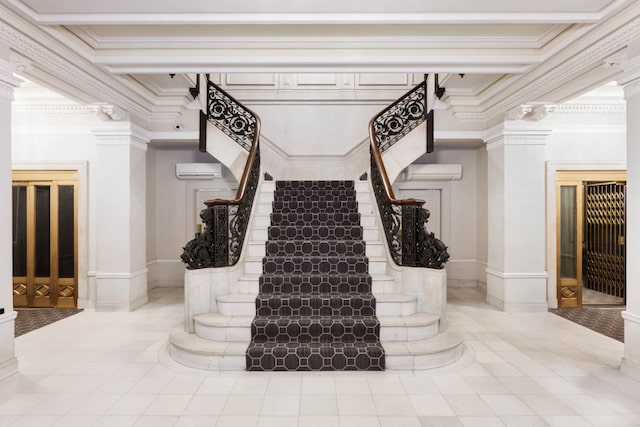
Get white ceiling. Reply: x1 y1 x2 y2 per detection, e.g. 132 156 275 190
1 0 639 125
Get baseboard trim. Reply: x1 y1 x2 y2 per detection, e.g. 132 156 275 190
0 357 18 382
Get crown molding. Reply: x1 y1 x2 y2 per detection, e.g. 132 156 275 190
0 8 155 119
482 15 640 121
12 104 95 114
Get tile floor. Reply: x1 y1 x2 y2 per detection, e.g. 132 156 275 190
1 287 639 427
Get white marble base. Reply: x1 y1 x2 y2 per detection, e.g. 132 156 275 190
95 270 149 311
486 269 548 312
0 311 17 381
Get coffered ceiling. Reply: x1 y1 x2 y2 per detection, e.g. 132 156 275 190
1 0 639 125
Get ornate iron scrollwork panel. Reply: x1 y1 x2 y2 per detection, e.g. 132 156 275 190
373 83 426 153
207 82 257 151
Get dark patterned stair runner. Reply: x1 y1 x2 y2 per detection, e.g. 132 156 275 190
246 180 385 370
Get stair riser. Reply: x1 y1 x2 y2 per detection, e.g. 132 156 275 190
260 282 371 294
274 194 356 203
255 298 376 317
368 260 387 275
251 320 380 343
270 213 362 227
195 324 251 342
272 201 359 212
376 300 417 316
266 240 366 257
262 258 369 275
220 299 413 317
246 344 384 371
268 226 363 241
276 181 355 191
380 324 439 342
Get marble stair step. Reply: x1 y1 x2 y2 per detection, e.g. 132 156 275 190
193 311 440 343
272 200 359 213
168 327 246 371
275 180 355 190
268 225 364 241
246 341 384 371
251 315 380 343
262 256 369 275
255 292 377 317
217 293 416 317
378 312 440 341
382 327 464 370
194 313 254 341
265 239 367 257
260 273 372 294
270 212 362 226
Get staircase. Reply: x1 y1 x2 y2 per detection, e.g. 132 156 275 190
170 176 463 370
246 180 384 370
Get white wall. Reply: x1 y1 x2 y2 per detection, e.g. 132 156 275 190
147 146 239 288
394 146 484 287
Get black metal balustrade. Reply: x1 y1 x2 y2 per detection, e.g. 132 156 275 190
369 82 449 269
181 78 261 269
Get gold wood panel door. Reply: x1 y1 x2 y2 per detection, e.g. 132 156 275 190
12 171 78 308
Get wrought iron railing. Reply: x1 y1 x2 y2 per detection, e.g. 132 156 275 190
369 83 449 269
372 82 426 153
181 78 261 269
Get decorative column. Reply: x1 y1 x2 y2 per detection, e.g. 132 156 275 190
620 43 640 380
0 49 21 380
93 109 150 311
484 121 550 312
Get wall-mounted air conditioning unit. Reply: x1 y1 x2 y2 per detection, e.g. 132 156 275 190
175 163 222 180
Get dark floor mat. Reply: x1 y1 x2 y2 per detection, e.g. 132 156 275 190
549 306 624 343
14 308 84 337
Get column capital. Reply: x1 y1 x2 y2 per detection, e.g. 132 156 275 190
93 119 151 151
0 59 23 101
618 39 640 99
484 123 552 147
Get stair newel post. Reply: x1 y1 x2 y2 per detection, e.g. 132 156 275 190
401 204 417 266
211 204 230 267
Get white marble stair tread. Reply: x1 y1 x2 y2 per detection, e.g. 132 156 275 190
217 293 256 316
378 312 440 341
195 313 254 327
378 312 439 327
168 327 247 371
382 328 464 370
194 313 253 341
375 293 417 316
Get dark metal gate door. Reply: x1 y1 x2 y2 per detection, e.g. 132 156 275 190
583 182 626 301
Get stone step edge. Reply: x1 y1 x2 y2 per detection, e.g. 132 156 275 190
381 328 464 356
217 293 417 304
194 311 439 328
170 326 463 370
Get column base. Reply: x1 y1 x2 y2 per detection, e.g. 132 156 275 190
95 270 149 311
0 311 18 381
621 311 640 381
486 268 548 312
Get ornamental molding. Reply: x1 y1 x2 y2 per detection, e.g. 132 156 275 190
623 79 640 99
485 17 640 121
503 134 549 146
149 111 183 123
552 103 626 114
451 111 489 122
0 82 14 100
0 18 151 119
95 105 128 121
12 104 96 115
483 124 551 145
505 104 556 121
